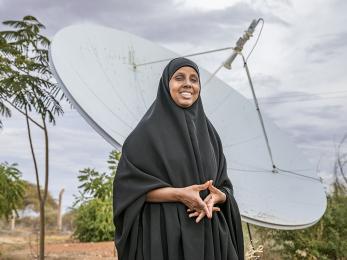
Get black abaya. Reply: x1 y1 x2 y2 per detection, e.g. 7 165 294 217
113 58 244 260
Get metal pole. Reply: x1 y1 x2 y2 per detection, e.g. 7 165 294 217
240 53 277 173
247 223 255 250
133 46 233 69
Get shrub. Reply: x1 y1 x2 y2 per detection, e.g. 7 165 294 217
72 150 119 242
73 198 114 242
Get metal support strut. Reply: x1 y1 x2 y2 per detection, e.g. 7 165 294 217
241 53 277 173
247 223 255 250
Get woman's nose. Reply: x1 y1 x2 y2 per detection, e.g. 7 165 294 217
183 80 193 87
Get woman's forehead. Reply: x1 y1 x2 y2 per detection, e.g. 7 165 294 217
172 66 199 76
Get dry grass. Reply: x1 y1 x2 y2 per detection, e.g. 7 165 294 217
0 228 117 260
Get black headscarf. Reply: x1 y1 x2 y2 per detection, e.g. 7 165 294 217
113 57 244 260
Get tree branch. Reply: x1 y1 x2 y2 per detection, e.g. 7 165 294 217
42 114 49 203
2 96 44 129
24 106 42 201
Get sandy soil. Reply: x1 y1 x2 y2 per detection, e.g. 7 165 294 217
0 231 117 260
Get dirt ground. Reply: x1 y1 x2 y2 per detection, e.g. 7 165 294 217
0 230 118 259
0 226 267 259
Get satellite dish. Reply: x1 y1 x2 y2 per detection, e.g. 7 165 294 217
49 24 327 229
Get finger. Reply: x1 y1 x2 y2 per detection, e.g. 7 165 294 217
199 200 211 218
206 204 212 219
207 200 214 219
187 208 193 212
208 184 220 194
203 194 212 203
212 207 221 212
189 212 200 218
196 211 206 223
208 182 218 190
197 180 211 191
205 196 213 213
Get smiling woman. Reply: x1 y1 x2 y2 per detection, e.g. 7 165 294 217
169 66 200 108
113 57 244 260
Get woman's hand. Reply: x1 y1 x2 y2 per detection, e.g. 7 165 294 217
187 181 226 223
177 180 211 218
187 204 220 223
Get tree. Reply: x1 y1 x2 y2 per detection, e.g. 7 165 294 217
0 15 66 259
0 162 25 220
0 33 18 127
57 188 64 231
21 180 58 213
73 150 120 242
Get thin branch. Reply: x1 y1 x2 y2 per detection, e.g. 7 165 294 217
24 106 42 201
42 114 49 203
1 96 44 129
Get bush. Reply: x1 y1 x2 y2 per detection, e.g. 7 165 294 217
73 198 114 242
0 162 25 220
72 150 119 242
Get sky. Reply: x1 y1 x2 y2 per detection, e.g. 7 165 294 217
0 0 346 212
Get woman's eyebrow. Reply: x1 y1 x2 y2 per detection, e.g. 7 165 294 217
174 72 198 78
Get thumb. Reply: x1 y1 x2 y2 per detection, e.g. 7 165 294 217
208 183 219 192
197 180 212 190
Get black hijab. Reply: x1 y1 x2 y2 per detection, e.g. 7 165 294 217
114 57 244 260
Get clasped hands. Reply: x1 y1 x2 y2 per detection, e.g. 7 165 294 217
178 180 226 223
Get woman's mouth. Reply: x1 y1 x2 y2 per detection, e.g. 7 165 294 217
180 91 192 98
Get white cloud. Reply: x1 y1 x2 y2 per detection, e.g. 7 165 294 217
175 0 242 11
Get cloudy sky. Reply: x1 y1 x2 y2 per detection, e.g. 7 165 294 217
0 0 346 212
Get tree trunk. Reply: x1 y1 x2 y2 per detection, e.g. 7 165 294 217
10 210 16 231
24 108 46 259
41 116 49 259
57 188 64 231
39 201 45 259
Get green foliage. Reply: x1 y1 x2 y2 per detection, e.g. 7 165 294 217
0 34 16 127
0 162 25 220
73 168 113 206
73 198 114 242
73 150 120 242
0 15 66 127
254 191 347 260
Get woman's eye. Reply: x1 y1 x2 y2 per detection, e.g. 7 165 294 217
175 76 183 81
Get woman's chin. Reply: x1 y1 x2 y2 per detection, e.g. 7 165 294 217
178 101 192 108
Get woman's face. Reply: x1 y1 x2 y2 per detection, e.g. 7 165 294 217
169 66 200 108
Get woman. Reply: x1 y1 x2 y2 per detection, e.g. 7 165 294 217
113 57 244 260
